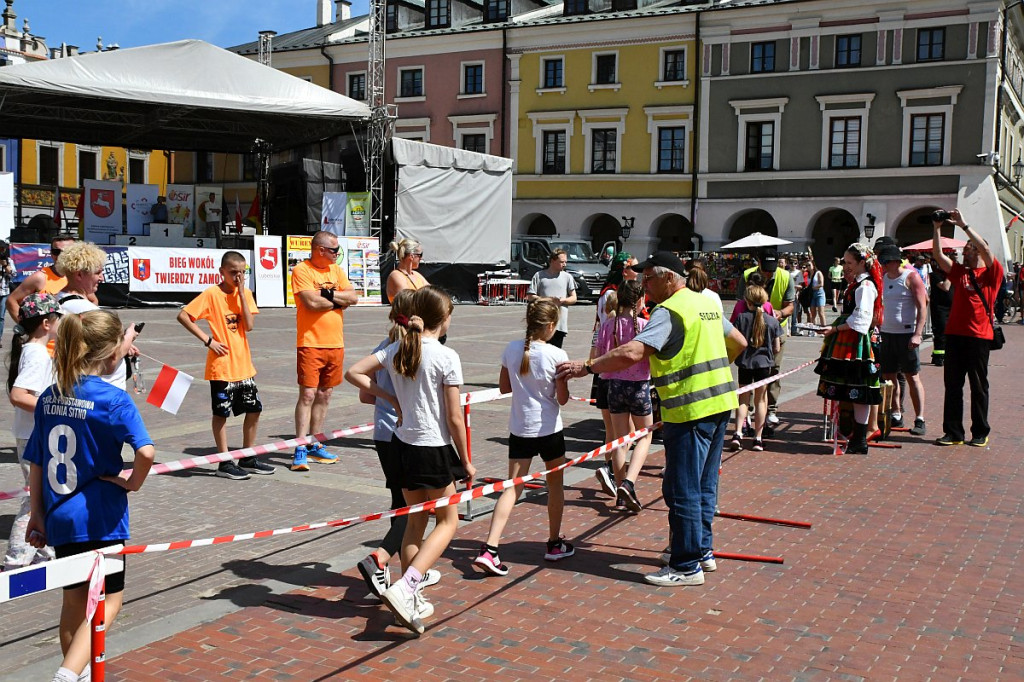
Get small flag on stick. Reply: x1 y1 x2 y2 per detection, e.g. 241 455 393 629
146 365 193 415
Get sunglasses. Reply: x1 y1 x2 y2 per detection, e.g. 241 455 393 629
320 245 341 255
50 249 62 259
410 252 424 258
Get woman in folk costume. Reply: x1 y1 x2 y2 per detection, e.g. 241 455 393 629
815 242 884 454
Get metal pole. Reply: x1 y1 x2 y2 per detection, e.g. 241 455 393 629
90 579 107 681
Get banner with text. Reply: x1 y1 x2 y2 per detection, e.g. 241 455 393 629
346 192 370 236
83 179 122 244
195 186 223 239
13 243 128 284
253 235 285 307
339 236 381 305
322 192 347 236
166 184 195 236
128 246 251 293
126 183 158 235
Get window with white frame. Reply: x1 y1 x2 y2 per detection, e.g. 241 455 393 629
426 0 450 28
835 34 861 68
78 147 99 185
751 41 775 73
461 134 487 154
449 114 496 155
484 0 508 22
541 57 564 89
38 143 61 186
815 93 873 170
394 118 431 142
730 98 787 172
580 109 627 174
462 62 484 95
399 67 424 98
662 49 686 82
897 86 960 167
528 111 575 175
644 105 692 174
657 128 686 173
128 153 147 184
348 72 366 100
542 131 566 174
593 53 617 85
917 28 944 62
590 129 617 174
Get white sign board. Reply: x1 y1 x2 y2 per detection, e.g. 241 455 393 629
83 179 122 244
126 183 158 235
128 246 253 293
253 235 285 307
0 172 13 241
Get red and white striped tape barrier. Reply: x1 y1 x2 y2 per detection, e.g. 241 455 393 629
0 487 28 502
108 425 659 556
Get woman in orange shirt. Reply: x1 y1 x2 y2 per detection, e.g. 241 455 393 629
386 238 428 301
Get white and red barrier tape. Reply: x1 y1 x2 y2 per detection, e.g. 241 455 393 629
107 425 658 556
0 487 28 502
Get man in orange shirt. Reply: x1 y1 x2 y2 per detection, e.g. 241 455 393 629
290 231 358 471
6 234 97 324
178 251 274 480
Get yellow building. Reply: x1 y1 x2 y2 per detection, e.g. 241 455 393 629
508 10 700 253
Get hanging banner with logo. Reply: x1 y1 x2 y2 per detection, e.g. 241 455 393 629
194 185 223 239
338 236 381 305
83 179 122 244
128 246 252 293
166 184 195 236
322 192 347 236
253 234 285 307
13 242 128 284
126 183 158 235
346 192 371 236
0 172 13 242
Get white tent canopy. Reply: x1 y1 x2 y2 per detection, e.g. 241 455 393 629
0 40 370 152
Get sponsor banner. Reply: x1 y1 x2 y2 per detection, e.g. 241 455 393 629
322 192 347 236
128 246 252 293
12 243 128 285
83 179 122 244
126 183 158 235
253 235 285 308
346 192 370 236
0 172 13 242
338 236 381 305
285 235 312 307
194 186 223 239
165 184 195 235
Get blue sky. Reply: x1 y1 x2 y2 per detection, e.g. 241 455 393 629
16 0 371 51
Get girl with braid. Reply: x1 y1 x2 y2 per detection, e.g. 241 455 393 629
473 297 573 577
594 280 653 512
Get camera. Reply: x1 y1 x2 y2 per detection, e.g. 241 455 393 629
931 210 951 223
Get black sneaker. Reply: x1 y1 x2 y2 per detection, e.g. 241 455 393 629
890 414 904 428
617 479 642 513
595 464 616 497
935 435 964 446
239 457 276 475
612 493 628 511
216 462 251 480
967 436 989 447
909 418 926 436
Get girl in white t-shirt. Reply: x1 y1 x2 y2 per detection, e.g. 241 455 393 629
4 293 61 570
473 298 573 577
345 286 473 636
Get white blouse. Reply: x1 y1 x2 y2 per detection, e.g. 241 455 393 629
846 273 876 335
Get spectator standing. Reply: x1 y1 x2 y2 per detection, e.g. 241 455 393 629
290 231 358 471
742 254 794 427
729 284 782 452
150 195 169 224
386 238 428 301
807 259 827 327
558 252 747 586
877 245 929 436
931 209 1003 447
828 257 844 311
527 249 576 348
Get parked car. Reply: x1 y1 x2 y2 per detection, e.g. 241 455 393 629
510 237 611 301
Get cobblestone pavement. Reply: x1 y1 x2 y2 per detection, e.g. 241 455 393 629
2 302 1020 680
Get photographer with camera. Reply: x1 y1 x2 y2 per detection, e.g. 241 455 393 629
0 241 14 346
929 208 1003 448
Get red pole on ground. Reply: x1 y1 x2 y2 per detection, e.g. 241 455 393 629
462 404 473 519
715 551 784 564
715 510 812 529
90 579 106 682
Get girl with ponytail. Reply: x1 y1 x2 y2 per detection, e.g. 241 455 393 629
729 284 783 452
345 285 472 635
814 243 884 454
23 309 155 682
593 279 653 512
4 293 61 571
473 297 573 578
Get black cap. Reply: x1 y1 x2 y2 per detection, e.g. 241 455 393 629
877 244 903 263
759 255 778 271
632 251 687 277
874 235 897 247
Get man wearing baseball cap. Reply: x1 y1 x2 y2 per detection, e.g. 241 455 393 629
558 251 747 587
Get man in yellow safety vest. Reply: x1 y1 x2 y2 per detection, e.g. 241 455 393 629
559 252 746 586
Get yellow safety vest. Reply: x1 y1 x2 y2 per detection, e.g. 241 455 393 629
649 289 738 424
744 266 791 329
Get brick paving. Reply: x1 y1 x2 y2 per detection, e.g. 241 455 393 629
2 303 1022 679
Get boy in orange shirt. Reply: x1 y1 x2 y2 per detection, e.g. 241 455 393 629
177 251 273 480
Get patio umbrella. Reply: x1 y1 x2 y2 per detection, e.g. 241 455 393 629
901 236 967 251
720 232 794 249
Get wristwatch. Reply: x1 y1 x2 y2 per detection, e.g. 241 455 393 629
584 358 595 374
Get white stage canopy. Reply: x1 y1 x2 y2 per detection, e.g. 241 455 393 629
0 40 370 153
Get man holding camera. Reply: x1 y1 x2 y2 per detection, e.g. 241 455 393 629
930 208 1002 448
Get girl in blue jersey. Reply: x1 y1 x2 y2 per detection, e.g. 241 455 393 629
24 309 155 682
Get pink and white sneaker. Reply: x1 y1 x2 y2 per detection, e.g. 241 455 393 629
473 546 509 576
544 537 575 561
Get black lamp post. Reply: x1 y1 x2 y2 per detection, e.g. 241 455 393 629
620 216 635 240
864 213 876 240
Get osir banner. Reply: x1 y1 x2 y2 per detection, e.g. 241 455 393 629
128 246 252 293
166 184 195 235
83 179 122 244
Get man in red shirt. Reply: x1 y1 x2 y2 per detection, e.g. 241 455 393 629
930 208 1003 447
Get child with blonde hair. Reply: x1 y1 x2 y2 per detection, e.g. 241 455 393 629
730 284 782 452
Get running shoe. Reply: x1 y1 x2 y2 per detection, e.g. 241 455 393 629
595 464 616 496
473 546 509 576
909 418 927 436
617 479 642 513
414 590 434 620
290 445 310 471
968 436 989 447
644 566 704 587
239 457 276 475
728 436 743 452
357 555 390 599
766 413 780 427
751 439 764 452
544 537 575 561
308 442 338 463
216 462 250 480
381 581 424 635
419 568 441 589
935 435 963 447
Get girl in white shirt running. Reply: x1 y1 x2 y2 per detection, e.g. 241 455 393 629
473 298 573 577
345 286 474 636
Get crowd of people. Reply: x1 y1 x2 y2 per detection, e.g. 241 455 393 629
2 208 1009 663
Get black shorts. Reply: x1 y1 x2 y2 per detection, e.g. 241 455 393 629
607 379 653 416
210 378 263 418
55 540 126 594
591 375 609 410
508 431 566 462
374 438 403 490
878 333 921 374
393 435 468 491
738 366 773 386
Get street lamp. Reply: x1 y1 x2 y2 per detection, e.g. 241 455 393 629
1014 156 1024 185
620 216 635 240
864 213 876 240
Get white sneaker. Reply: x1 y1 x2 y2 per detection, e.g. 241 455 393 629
381 581 424 635
767 413 780 426
419 568 441 589
644 566 705 586
659 553 716 572
414 590 434 620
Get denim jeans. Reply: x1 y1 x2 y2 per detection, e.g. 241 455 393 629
662 411 730 573
0 294 6 342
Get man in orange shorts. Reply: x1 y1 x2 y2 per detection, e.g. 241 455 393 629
291 231 358 471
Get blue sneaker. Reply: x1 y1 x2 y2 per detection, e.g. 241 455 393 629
308 442 338 464
290 445 309 472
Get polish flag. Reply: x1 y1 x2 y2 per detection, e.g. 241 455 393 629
146 365 193 415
